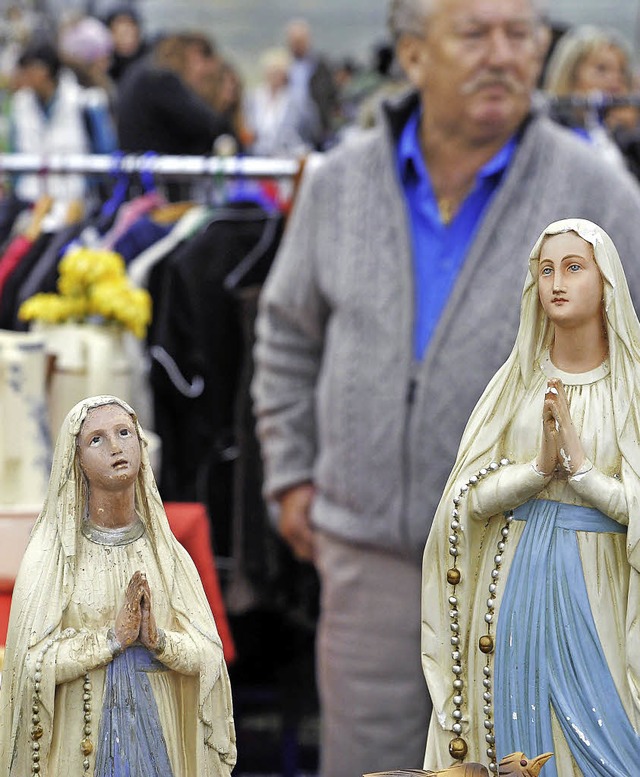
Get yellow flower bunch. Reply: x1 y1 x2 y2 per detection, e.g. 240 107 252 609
18 247 152 338
89 279 152 339
57 248 125 297
18 293 88 324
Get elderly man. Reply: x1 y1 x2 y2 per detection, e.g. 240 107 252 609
252 1 640 776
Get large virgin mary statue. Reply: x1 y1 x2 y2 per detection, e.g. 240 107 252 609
422 219 640 776
0 395 236 776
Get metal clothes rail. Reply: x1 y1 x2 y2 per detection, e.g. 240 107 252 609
0 152 302 179
547 94 640 111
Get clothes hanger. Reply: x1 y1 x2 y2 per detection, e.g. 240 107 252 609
223 211 281 292
65 199 85 225
139 151 157 194
101 152 130 220
23 194 54 241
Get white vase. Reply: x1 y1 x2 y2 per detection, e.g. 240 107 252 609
40 322 133 441
0 330 51 506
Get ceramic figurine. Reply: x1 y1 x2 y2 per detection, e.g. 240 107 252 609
0 395 236 776
422 219 640 775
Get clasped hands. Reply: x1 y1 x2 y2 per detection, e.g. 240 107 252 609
114 570 160 651
536 378 585 478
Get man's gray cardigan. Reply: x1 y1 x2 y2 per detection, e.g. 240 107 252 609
252 92 640 560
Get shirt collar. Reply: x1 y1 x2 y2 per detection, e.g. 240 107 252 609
397 107 517 185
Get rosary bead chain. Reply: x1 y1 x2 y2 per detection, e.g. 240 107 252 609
446 458 512 765
30 628 78 776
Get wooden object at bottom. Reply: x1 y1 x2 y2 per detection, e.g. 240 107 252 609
364 751 553 777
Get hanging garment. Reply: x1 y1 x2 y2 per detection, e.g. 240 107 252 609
148 202 284 559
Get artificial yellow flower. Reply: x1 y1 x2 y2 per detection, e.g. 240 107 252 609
19 248 152 338
18 293 87 324
57 248 126 297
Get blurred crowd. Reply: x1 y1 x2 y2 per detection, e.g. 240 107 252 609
1 2 640 181
0 3 398 165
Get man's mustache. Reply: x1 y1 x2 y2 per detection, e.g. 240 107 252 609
461 72 526 95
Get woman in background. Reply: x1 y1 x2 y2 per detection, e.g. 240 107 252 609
544 25 640 171
246 46 322 156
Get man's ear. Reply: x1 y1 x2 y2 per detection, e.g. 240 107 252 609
395 33 430 90
536 22 553 64
533 21 553 84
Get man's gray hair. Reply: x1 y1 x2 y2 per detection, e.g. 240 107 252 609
387 0 548 42
387 0 433 42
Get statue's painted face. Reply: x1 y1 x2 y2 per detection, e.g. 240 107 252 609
77 404 141 492
537 231 604 331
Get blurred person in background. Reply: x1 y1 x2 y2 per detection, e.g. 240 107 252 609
9 39 116 208
544 25 640 173
116 32 234 158
211 59 253 151
251 0 640 775
105 4 149 86
58 15 116 104
0 4 38 89
246 47 322 157
355 41 409 130
285 17 337 148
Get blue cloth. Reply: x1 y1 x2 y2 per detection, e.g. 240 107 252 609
495 499 638 776
396 109 515 360
85 103 118 154
95 645 174 777
113 216 171 264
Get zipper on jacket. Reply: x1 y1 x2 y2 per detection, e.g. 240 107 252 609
400 361 420 550
406 376 418 405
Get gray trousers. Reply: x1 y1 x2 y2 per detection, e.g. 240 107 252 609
315 531 432 777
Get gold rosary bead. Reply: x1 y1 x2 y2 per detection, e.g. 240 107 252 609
449 736 468 760
80 737 93 756
479 635 495 654
447 568 461 585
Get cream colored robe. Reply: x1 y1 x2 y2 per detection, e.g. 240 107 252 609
5 527 235 777
424 354 639 773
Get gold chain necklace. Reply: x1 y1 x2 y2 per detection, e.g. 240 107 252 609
437 196 455 225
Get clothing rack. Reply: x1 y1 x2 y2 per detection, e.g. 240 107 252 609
0 152 302 179
547 94 640 111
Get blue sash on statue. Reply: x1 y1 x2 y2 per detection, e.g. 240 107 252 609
494 499 640 777
95 645 174 777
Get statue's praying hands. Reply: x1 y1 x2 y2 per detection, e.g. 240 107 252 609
114 570 161 651
114 570 145 648
537 378 586 477
139 572 161 651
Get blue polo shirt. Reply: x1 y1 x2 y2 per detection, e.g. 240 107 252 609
397 108 516 360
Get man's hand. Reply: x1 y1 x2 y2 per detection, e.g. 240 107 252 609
278 482 316 563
